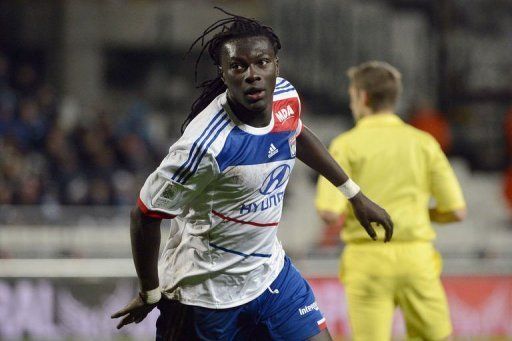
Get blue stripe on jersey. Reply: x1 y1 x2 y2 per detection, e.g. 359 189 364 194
275 81 291 90
209 243 271 258
172 109 225 181
216 127 294 172
181 118 231 183
172 110 228 183
273 87 295 95
275 79 287 87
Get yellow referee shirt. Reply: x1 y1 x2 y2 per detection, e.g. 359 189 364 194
316 113 465 243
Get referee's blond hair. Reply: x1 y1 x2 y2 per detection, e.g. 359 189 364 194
348 61 402 112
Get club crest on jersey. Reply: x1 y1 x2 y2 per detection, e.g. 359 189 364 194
275 105 295 123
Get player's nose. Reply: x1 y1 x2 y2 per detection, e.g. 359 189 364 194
245 64 261 83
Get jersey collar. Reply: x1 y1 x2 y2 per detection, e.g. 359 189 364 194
356 112 403 128
220 92 275 135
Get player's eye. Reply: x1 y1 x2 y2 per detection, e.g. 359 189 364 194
230 63 244 71
259 59 270 66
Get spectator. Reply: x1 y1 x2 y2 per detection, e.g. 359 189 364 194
14 64 38 98
0 60 161 206
10 98 48 151
0 55 16 136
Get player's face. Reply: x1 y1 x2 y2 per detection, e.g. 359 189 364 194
220 36 278 115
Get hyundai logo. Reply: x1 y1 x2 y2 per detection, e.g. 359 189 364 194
259 164 291 195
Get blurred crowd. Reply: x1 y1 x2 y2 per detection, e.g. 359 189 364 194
0 55 162 206
2 51 512 221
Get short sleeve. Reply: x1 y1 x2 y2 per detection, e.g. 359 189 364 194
272 77 302 136
429 140 466 212
296 117 303 137
315 137 350 214
138 139 218 219
295 91 303 137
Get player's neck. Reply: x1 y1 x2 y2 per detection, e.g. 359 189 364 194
227 97 272 128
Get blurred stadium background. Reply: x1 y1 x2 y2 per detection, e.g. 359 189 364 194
0 0 511 340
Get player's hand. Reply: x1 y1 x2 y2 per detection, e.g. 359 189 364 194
349 192 393 242
111 294 157 329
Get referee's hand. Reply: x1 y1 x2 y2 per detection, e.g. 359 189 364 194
349 192 394 242
111 295 157 329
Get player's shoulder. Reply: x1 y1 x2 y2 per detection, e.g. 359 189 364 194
181 93 231 141
274 77 296 91
177 93 232 156
273 77 299 100
272 77 302 129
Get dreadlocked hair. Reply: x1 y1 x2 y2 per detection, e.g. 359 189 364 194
181 7 281 133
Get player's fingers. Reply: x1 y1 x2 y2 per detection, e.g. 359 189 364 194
383 220 393 242
134 314 147 324
389 214 394 229
111 308 128 319
116 314 134 329
387 216 394 241
362 221 377 240
373 216 390 242
385 213 394 240
111 297 140 318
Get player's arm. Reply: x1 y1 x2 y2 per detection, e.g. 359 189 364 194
316 171 346 226
111 207 163 329
130 206 162 294
297 125 393 242
112 140 217 329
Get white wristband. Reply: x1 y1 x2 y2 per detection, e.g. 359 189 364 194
338 179 361 199
140 287 162 304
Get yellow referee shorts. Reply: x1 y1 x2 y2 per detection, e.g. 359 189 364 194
340 242 452 341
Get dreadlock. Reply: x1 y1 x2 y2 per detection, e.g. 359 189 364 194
181 7 281 133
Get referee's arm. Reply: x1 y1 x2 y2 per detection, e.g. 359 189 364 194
429 207 466 223
428 140 467 224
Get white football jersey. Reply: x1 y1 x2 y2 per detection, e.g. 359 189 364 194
138 77 302 308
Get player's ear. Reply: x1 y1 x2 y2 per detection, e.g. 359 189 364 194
275 57 279 77
362 90 370 106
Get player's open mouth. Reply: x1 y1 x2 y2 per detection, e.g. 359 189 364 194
245 88 265 101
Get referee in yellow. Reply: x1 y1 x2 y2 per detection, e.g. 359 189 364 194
316 61 466 341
